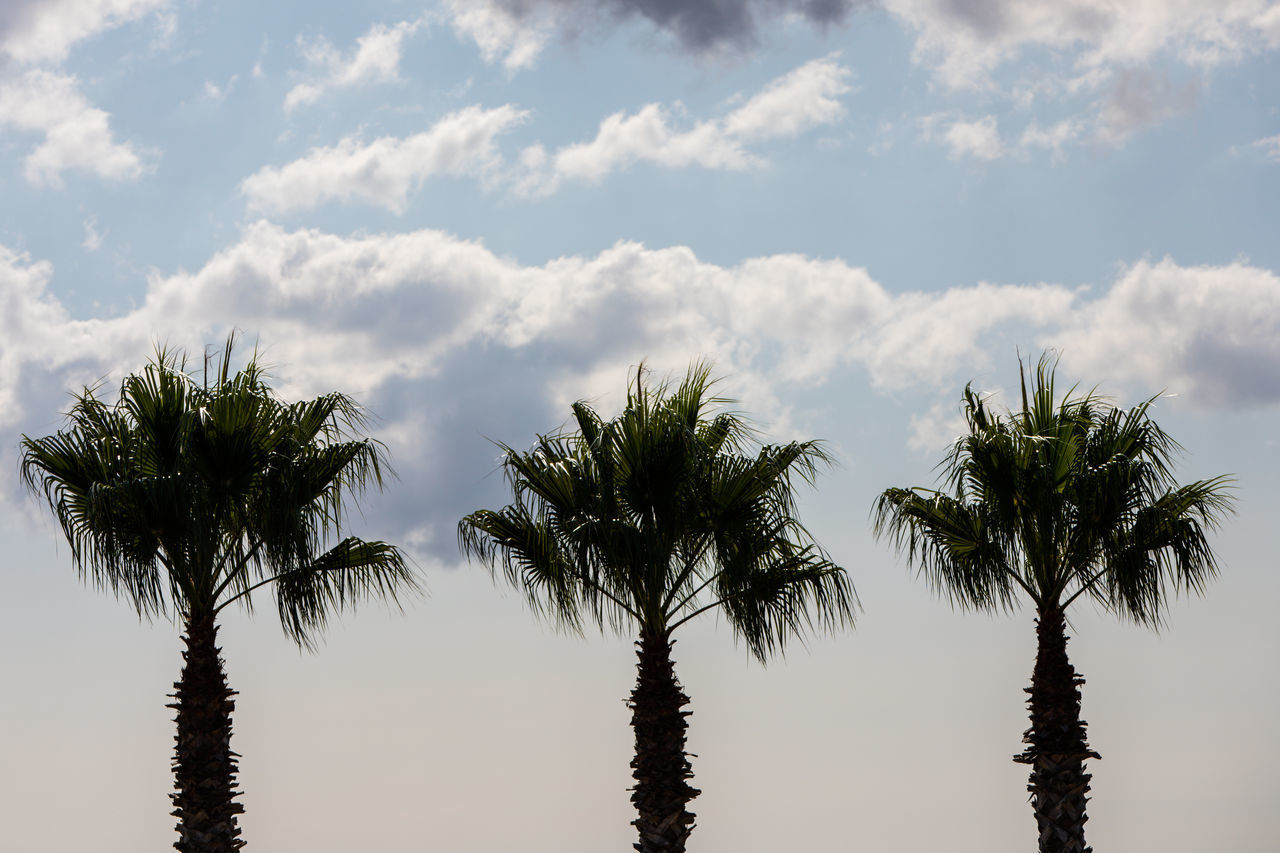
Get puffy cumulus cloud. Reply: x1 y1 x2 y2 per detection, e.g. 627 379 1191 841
0 1 160 188
8 228 1276 555
722 55 853 140
861 282 1073 386
523 104 760 192
520 56 851 194
447 0 862 66
0 244 143 440
284 19 422 112
0 69 146 186
444 0 554 71
0 222 1077 557
241 105 528 214
1050 259 1280 407
0 0 168 65
884 0 1280 91
244 58 850 209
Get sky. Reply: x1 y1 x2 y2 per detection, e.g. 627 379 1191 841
1 1 1278 851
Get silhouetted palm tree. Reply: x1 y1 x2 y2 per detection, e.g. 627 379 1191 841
874 354 1233 853
459 362 855 853
21 339 417 853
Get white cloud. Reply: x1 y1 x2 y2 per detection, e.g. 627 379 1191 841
1013 69 1199 156
1020 117 1085 157
284 19 422 112
445 0 552 71
245 57 851 209
945 115 1005 161
539 103 760 188
203 74 238 102
241 105 528 214
883 0 1280 91
0 2 160 188
721 55 852 141
921 113 1005 161
1050 258 1280 406
521 56 851 195
885 1 1280 155
0 223 1070 549
0 244 115 425
0 69 146 187
1252 132 1280 161
0 0 169 65
5 227 1277 554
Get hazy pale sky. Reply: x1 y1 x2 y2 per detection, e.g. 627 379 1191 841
1 1 1278 851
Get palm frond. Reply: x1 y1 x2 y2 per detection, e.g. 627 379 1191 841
260 537 417 649
459 361 855 653
20 338 417 641
876 351 1235 624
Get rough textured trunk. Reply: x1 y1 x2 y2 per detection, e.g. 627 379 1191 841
168 612 245 852
629 632 699 853
1014 607 1100 853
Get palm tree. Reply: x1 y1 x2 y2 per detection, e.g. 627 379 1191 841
459 363 855 853
874 354 1233 853
20 339 418 853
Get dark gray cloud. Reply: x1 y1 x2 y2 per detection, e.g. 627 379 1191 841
495 0 863 53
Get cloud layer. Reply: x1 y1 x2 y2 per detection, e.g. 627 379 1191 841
284 19 422 111
5 225 1277 559
1051 258 1280 406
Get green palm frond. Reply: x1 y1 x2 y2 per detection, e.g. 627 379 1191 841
876 351 1235 620
459 361 855 657
263 537 415 649
21 337 418 642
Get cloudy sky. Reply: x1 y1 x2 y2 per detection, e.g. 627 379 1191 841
1 1 1278 851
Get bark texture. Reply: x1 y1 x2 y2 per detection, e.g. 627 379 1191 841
629 633 699 853
169 613 245 852
1014 608 1100 853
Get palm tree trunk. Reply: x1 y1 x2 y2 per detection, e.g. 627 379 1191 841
168 612 245 852
629 632 699 853
1014 607 1100 853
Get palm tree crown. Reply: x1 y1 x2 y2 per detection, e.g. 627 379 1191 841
460 362 854 853
460 361 854 655
875 355 1231 621
874 353 1233 853
21 339 417 853
21 341 415 639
